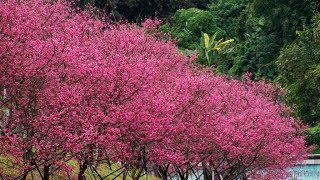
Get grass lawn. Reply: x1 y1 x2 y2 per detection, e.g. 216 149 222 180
0 155 158 180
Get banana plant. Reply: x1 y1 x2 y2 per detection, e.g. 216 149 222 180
198 32 234 66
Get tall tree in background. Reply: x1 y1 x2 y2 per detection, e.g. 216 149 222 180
277 14 320 125
277 13 320 152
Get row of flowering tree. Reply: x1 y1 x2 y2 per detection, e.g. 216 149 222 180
0 0 309 179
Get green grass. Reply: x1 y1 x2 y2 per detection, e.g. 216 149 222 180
0 155 159 179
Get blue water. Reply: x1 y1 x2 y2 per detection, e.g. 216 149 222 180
169 165 320 180
288 165 320 180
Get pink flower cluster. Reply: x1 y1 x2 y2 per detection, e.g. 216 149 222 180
142 18 161 30
0 0 309 179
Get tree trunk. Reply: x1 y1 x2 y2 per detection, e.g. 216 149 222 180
203 167 212 180
122 170 127 180
78 160 88 180
43 165 50 180
157 165 169 180
21 171 28 180
131 168 143 180
131 168 137 180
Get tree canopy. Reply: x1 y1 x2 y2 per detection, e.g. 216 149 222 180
0 0 309 179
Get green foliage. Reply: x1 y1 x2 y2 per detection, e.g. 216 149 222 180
223 0 320 79
167 8 222 49
158 0 320 80
230 33 279 79
207 0 247 38
306 123 320 153
276 18 320 125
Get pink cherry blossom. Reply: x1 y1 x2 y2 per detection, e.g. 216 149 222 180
0 0 309 179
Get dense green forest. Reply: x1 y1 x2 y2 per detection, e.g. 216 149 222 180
78 0 320 152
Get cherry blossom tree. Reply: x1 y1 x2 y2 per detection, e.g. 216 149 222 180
0 0 109 178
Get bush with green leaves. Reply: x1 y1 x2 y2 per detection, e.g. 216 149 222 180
306 124 320 153
164 8 222 49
